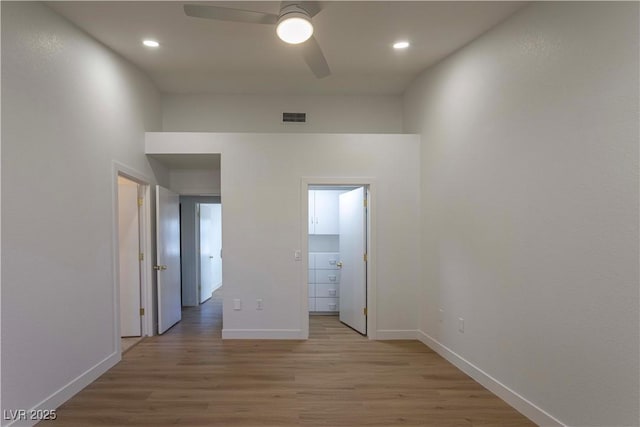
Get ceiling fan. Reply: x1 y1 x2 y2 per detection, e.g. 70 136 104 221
184 1 331 78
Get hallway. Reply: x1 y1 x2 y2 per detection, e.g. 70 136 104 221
45 298 534 426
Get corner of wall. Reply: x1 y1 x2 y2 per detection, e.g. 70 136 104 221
416 330 565 427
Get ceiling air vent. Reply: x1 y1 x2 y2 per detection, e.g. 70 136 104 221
282 112 306 123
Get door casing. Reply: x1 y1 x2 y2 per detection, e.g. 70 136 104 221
112 162 154 354
300 177 376 340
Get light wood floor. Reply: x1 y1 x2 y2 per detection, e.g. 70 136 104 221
121 337 143 354
44 298 535 426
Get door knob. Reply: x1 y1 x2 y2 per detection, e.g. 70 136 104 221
336 261 343 268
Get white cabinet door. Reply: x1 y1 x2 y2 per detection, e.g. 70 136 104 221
309 190 341 235
313 190 340 234
309 190 316 234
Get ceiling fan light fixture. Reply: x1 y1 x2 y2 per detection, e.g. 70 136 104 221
276 11 313 44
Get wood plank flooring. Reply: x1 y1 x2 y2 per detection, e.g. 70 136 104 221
43 298 535 426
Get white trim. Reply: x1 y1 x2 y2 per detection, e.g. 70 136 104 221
416 330 566 427
195 203 202 305
140 184 153 336
299 179 310 339
3 352 120 427
375 330 418 340
300 177 377 340
222 329 303 339
112 162 154 347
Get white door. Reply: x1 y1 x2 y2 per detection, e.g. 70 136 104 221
156 185 182 334
118 177 141 337
199 204 221 302
338 187 367 334
210 204 223 293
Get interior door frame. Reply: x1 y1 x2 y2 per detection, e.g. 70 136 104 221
112 162 154 355
195 202 202 303
300 177 376 340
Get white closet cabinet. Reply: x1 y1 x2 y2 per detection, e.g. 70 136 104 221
308 252 340 313
308 190 341 235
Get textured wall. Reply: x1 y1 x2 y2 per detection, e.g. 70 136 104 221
147 132 421 338
162 94 403 134
404 2 639 425
2 2 165 420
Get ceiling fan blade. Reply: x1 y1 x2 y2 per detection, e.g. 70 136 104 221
184 5 278 25
300 35 330 78
280 1 323 17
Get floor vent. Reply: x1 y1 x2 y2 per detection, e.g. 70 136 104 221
282 112 306 123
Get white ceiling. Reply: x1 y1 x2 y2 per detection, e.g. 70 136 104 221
49 1 525 95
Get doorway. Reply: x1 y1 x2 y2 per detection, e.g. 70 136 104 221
305 183 371 337
196 203 223 303
115 170 152 353
179 196 222 307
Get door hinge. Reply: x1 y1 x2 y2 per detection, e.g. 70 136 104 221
363 198 367 207
139 308 145 316
363 307 368 316
137 197 143 207
364 253 368 262
139 252 144 261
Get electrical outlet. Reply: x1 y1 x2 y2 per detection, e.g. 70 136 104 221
438 309 444 323
256 299 263 310
458 317 464 333
233 299 242 310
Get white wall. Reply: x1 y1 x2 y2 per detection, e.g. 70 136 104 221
403 2 639 426
1 2 166 423
169 169 220 196
162 94 403 133
147 132 420 339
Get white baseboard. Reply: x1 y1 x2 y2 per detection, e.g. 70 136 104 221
375 329 418 340
222 329 303 339
416 330 565 427
3 352 120 427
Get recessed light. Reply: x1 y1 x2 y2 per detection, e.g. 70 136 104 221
393 41 410 49
143 40 159 48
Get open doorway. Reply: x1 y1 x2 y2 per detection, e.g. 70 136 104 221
196 203 222 303
179 196 222 307
307 185 369 337
116 174 149 353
